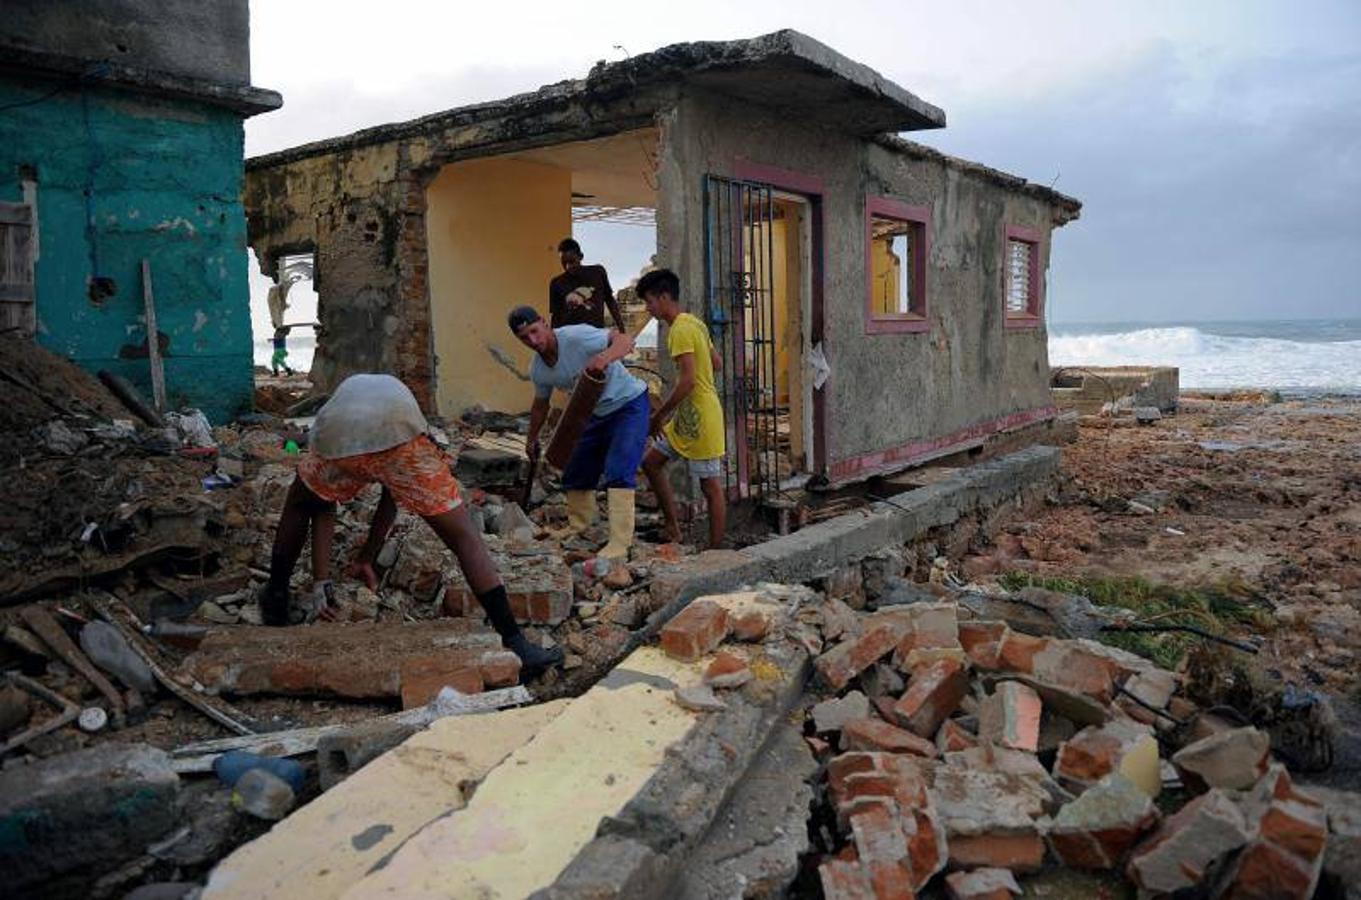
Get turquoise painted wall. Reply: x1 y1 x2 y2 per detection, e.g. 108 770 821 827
0 75 255 423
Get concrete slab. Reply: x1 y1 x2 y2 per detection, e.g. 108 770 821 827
202 701 568 900
676 722 816 899
344 647 701 899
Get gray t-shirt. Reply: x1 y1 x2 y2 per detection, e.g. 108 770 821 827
310 374 429 459
531 325 647 417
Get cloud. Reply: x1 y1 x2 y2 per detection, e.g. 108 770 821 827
924 44 1361 321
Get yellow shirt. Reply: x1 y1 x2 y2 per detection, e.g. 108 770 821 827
663 313 726 460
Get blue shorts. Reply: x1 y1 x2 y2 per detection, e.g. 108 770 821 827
651 433 723 480
560 390 650 490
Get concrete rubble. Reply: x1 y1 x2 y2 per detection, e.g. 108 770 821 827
801 583 1343 899
2 338 1354 899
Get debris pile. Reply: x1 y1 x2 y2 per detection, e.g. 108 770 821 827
794 584 1353 899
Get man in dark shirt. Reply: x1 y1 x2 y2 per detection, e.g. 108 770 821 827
548 238 627 332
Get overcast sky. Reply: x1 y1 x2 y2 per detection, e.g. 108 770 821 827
244 0 1360 324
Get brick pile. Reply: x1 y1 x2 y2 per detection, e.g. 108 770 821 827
799 596 1339 899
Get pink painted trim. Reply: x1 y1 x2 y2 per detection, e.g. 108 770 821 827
732 160 826 196
865 196 930 335
827 405 1058 482
1004 224 1044 329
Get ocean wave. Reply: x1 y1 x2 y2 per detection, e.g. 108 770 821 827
1049 326 1361 392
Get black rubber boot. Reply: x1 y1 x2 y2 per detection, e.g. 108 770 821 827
504 632 565 679
476 584 564 679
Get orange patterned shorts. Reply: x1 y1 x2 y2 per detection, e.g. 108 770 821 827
297 435 463 517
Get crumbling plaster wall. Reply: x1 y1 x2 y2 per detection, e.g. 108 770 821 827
245 89 665 410
655 89 1068 476
243 143 425 402
0 77 255 423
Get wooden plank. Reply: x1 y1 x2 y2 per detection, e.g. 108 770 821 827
168 684 534 773
141 259 167 411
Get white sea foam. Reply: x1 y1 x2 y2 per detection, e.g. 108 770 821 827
1049 326 1361 393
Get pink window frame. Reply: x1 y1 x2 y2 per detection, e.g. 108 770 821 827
864 196 930 335
1003 224 1044 329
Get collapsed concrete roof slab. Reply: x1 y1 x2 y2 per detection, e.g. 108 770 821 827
247 30 943 170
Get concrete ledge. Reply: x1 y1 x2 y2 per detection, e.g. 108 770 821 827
646 446 1061 626
534 615 811 898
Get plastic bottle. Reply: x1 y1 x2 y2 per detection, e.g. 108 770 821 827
283 439 300 455
213 750 306 794
232 768 296 821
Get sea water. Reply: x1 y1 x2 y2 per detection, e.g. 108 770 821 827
1049 320 1361 396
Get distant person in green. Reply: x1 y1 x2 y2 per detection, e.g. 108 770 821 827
270 325 296 376
549 238 627 332
638 269 728 549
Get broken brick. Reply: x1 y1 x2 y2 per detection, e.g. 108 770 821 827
1116 667 1179 725
891 602 963 670
1213 765 1328 899
818 859 875 900
659 599 730 661
813 691 872 733
732 609 772 642
850 806 915 900
1171 726 1270 792
815 610 913 691
930 767 1049 872
1045 773 1159 869
181 619 505 700
1029 641 1119 703
1054 718 1160 797
1126 789 1252 894
1216 839 1321 900
995 631 1049 674
399 657 483 708
978 681 1042 752
944 867 1021 900
958 620 1008 669
703 651 751 689
936 718 978 753
892 657 969 737
841 718 939 758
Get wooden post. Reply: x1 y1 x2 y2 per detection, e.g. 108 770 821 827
141 258 167 412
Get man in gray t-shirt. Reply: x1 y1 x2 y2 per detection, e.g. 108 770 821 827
260 373 562 677
511 306 650 561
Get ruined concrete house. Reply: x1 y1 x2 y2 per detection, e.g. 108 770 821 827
244 31 1080 495
0 1 279 422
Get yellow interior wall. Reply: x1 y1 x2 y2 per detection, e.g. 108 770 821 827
871 234 905 315
737 203 807 472
777 201 805 469
426 158 571 415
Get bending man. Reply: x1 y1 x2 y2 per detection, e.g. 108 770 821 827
511 305 648 560
258 373 563 675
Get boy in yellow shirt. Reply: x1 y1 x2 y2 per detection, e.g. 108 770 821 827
639 269 727 549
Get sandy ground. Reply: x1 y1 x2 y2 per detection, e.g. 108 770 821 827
966 397 1361 689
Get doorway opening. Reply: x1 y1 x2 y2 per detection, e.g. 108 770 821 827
248 248 319 415
424 128 660 418
703 177 818 505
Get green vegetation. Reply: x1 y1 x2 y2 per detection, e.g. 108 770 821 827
997 572 1268 669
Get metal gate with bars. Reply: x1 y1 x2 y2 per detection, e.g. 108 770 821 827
703 175 780 501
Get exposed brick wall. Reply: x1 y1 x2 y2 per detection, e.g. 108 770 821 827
393 157 436 412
